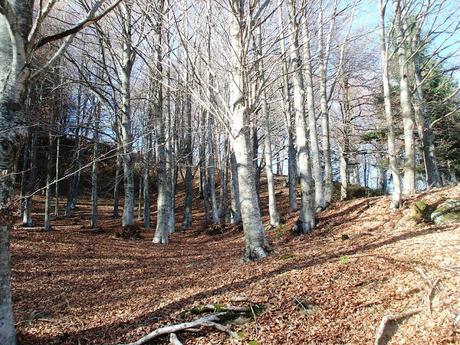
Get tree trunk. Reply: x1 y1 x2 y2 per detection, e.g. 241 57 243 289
91 106 100 229
378 0 402 208
288 0 314 233
23 131 37 226
302 22 324 211
411 30 442 189
393 0 415 195
0 2 32 340
229 0 269 260
230 151 241 224
153 0 173 244
219 138 229 222
54 135 60 216
113 149 122 218
278 2 297 212
119 3 135 227
44 130 54 231
182 85 193 229
258 26 280 227
143 132 151 229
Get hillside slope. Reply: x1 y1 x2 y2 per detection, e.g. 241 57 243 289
11 183 460 344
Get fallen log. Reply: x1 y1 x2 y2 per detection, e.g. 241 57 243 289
120 313 238 345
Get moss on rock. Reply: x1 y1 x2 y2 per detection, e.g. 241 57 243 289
431 199 460 225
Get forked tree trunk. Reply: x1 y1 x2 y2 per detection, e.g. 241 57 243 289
287 0 314 233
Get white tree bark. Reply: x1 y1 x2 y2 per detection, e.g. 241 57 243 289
287 0 314 233
228 0 269 260
378 0 402 208
302 20 324 211
153 0 173 244
258 26 280 227
393 0 415 195
411 28 442 189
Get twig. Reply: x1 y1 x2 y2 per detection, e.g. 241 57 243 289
415 267 441 315
374 308 423 345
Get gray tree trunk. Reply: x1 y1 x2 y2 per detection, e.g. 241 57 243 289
378 0 402 208
182 84 193 229
113 149 121 218
143 132 151 229
153 0 173 244
278 1 297 212
288 0 314 233
302 23 324 211
229 0 269 260
119 3 135 227
258 35 280 227
54 135 60 216
91 105 100 229
230 151 241 224
0 1 33 341
23 132 37 226
393 0 415 195
44 130 54 231
411 31 442 189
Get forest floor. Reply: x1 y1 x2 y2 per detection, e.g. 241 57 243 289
10 178 460 345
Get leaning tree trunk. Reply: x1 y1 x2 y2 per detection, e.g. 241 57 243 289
393 0 415 196
229 0 269 260
288 0 314 233
378 0 402 208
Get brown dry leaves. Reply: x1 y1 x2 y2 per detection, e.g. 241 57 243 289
11 183 460 344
